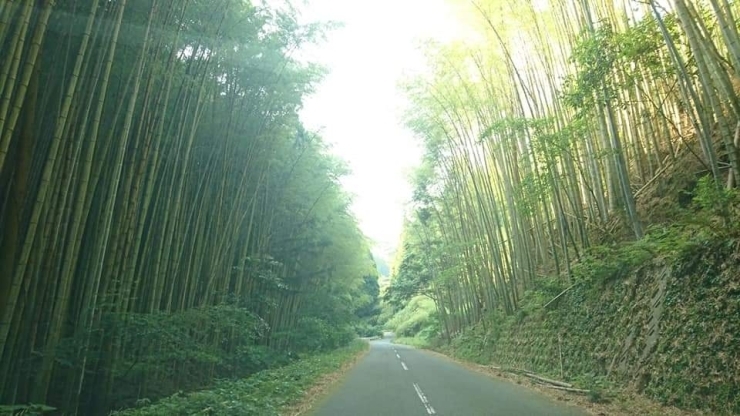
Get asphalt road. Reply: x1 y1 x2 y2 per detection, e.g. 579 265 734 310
310 338 588 416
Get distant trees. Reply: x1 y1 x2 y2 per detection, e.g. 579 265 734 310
397 0 739 337
0 1 374 414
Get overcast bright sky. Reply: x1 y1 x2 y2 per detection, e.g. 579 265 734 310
294 0 463 252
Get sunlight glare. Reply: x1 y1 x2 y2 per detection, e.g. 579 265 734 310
296 0 467 252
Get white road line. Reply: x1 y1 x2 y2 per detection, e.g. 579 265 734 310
396 353 401 359
413 383 436 415
401 361 408 371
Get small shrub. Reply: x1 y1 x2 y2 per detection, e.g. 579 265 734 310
111 341 368 416
0 404 56 415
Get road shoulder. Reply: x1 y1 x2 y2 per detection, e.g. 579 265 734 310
282 341 371 416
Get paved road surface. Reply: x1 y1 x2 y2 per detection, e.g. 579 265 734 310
310 338 587 416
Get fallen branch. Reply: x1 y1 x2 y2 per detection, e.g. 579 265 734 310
727 121 740 190
484 365 524 372
523 372 573 388
543 284 576 309
558 335 564 380
542 385 591 394
505 366 531 374
635 157 674 198
483 365 581 391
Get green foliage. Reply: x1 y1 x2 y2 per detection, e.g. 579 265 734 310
110 341 368 416
384 216 444 313
691 176 739 215
352 274 383 338
570 240 652 285
376 297 397 326
572 202 740 286
422 222 740 414
0 404 56 415
353 321 383 338
563 16 674 116
567 217 733 286
0 1 375 409
281 318 355 354
386 295 438 338
384 248 431 311
387 1 737 414
563 25 620 113
615 15 678 78
513 173 548 217
645 236 740 414
517 277 567 315
88 305 277 407
393 336 432 349
355 275 381 320
442 323 497 365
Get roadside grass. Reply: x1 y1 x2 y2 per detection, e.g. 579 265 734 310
110 340 369 416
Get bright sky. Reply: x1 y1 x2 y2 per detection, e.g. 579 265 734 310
295 0 462 252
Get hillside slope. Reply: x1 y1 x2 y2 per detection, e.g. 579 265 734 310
433 219 739 414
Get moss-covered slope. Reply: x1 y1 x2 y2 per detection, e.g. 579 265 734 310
438 225 740 414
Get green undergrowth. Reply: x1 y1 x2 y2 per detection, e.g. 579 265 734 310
380 294 438 350
110 340 368 416
393 336 432 349
385 295 437 338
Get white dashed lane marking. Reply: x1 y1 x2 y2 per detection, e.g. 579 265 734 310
401 361 408 371
413 382 436 414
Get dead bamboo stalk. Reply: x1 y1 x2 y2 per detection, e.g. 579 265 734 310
558 334 564 379
543 385 591 394
523 372 573 388
727 121 740 189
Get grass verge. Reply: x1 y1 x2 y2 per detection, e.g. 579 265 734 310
110 340 369 416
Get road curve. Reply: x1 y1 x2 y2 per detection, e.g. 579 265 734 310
310 338 587 416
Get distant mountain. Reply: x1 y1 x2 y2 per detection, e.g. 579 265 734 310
371 244 396 287
372 252 390 278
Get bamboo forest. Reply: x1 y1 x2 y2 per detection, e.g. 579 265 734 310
1 0 740 415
